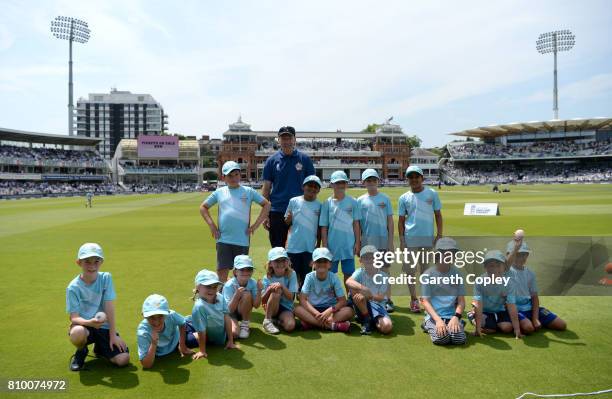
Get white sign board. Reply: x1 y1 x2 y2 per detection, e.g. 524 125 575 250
464 203 500 216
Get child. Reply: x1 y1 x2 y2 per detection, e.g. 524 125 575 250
473 250 522 339
285 175 322 286
398 165 443 313
294 247 354 332
191 269 238 359
346 245 393 335
420 238 466 345
261 247 298 334
357 168 395 313
320 170 361 286
137 294 197 368
200 160 271 282
66 243 129 371
223 255 262 339
506 237 567 332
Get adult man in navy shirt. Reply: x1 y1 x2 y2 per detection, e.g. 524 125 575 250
262 126 316 247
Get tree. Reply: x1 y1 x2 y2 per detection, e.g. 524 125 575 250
406 135 422 148
362 123 379 133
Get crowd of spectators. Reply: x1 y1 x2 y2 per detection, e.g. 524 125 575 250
448 139 612 160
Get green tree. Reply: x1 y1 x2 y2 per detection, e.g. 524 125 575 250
362 123 379 133
406 135 422 148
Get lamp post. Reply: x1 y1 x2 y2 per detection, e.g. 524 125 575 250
50 16 91 136
536 30 575 120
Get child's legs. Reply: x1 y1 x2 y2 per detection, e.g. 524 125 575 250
278 309 296 332
294 304 323 327
184 320 200 348
217 268 230 283
69 325 90 348
238 291 253 321
91 328 130 367
519 318 535 334
339 259 355 287
332 306 354 323
216 243 248 283
402 260 418 300
352 293 369 316
539 307 566 330
447 320 466 345
265 291 281 319
288 252 311 288
230 318 240 338
376 316 393 334
497 322 513 334
423 318 450 345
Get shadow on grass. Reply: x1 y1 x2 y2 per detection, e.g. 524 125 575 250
238 327 287 350
141 352 191 385
523 329 585 349
466 334 513 350
79 358 139 389
206 345 253 369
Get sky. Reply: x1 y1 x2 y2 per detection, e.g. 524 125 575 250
1 0 611 147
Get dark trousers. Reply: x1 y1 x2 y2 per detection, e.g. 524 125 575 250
268 211 289 248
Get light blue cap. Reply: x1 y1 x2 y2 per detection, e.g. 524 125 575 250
77 242 104 260
303 175 322 187
222 161 241 176
142 294 170 317
361 169 380 181
435 237 459 251
312 247 333 262
359 245 378 257
234 254 254 269
483 250 507 264
195 269 221 286
405 165 424 177
268 247 288 261
506 240 531 254
330 170 349 183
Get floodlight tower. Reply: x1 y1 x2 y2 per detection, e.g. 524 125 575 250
50 16 91 136
536 30 575 120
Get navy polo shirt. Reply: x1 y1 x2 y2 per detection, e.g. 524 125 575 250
263 149 315 213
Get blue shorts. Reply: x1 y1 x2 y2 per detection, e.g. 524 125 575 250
68 325 129 359
482 311 513 330
349 298 389 325
518 307 558 326
313 305 333 313
184 320 200 349
331 258 355 275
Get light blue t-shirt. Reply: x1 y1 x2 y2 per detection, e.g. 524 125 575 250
358 192 393 250
319 196 362 261
262 271 299 311
66 272 116 329
203 185 265 247
508 266 538 312
301 271 345 308
190 293 228 345
420 265 466 321
350 267 389 306
285 196 321 253
473 272 516 313
223 277 258 304
398 187 441 248
136 310 186 360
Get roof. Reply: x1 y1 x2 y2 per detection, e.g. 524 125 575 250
0 127 102 146
450 117 612 139
411 148 439 158
222 130 407 139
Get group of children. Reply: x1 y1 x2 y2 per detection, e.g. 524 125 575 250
65 161 566 370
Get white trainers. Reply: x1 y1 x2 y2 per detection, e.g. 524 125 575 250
263 318 280 335
238 320 250 339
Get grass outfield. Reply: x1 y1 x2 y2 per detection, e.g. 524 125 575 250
1 184 611 399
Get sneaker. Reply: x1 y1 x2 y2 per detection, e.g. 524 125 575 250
333 321 351 333
238 320 250 339
360 318 372 335
420 321 428 333
263 318 280 335
69 347 88 372
385 300 395 313
410 299 421 313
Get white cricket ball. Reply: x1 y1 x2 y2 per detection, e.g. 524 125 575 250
514 229 525 239
94 311 107 323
